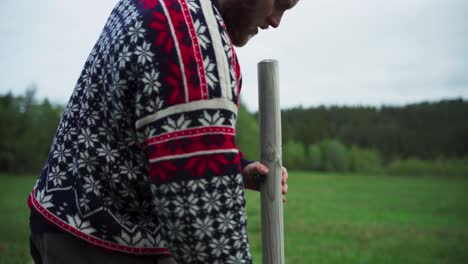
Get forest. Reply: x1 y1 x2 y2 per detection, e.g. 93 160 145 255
1 88 467 176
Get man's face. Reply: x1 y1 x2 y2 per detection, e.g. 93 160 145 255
220 0 299 47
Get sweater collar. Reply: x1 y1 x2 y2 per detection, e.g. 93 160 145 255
212 0 221 12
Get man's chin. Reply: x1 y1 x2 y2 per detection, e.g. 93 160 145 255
230 32 254 47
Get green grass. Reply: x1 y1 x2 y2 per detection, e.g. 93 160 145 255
1 172 468 264
0 175 36 264
245 172 468 264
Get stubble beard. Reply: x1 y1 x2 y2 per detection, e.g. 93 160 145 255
219 0 257 47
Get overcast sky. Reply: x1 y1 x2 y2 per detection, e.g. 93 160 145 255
1 0 467 111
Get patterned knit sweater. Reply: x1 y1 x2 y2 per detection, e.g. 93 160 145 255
28 0 252 262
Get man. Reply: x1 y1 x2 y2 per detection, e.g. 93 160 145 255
28 0 298 263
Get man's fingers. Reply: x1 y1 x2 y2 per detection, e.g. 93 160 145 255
255 163 269 175
282 183 288 195
281 167 288 184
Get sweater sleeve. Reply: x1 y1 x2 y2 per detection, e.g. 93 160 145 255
240 156 255 170
132 1 252 262
135 89 253 263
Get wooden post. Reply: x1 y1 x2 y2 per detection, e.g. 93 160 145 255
258 59 284 264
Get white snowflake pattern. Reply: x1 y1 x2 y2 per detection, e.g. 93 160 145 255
62 127 77 142
110 68 121 85
193 242 209 262
66 214 96 234
136 130 147 145
166 219 186 242
209 235 230 257
221 30 233 58
114 212 133 227
88 57 102 74
143 96 164 115
112 101 126 121
229 68 237 95
128 21 145 43
119 160 140 180
225 184 245 208
68 157 80 175
123 129 138 147
193 19 210 49
187 0 200 12
118 187 137 199
137 212 156 228
107 56 119 73
180 244 196 263
48 166 67 187
162 115 192 132
142 69 162 94
118 45 133 68
232 173 244 186
97 144 119 163
113 80 128 100
216 211 236 233
188 178 208 192
86 111 101 127
227 252 248 264
96 34 108 55
79 193 92 212
134 42 154 64
210 174 231 188
78 128 99 148
229 114 236 127
85 49 97 66
125 63 139 82
192 216 215 239
231 229 248 250
198 110 225 126
124 8 139 26
97 123 114 138
158 181 182 196
201 191 222 213
122 9 131 23
108 171 121 190
203 57 218 90
141 229 163 248
117 1 127 12
64 103 79 120
36 189 54 209
110 19 123 40
180 241 209 262
81 67 94 86
172 193 199 218
82 175 102 196
52 144 72 164
154 196 172 217
114 230 145 247
77 151 98 173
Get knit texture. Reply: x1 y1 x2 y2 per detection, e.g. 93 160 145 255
29 0 251 262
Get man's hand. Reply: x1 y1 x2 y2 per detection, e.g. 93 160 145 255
242 162 289 203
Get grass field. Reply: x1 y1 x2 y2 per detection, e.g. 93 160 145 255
1 172 468 264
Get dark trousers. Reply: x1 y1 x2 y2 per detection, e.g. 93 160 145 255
30 232 177 264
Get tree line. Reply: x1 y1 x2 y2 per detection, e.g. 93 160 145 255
279 100 468 160
1 88 467 176
0 89 63 174
239 99 468 176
